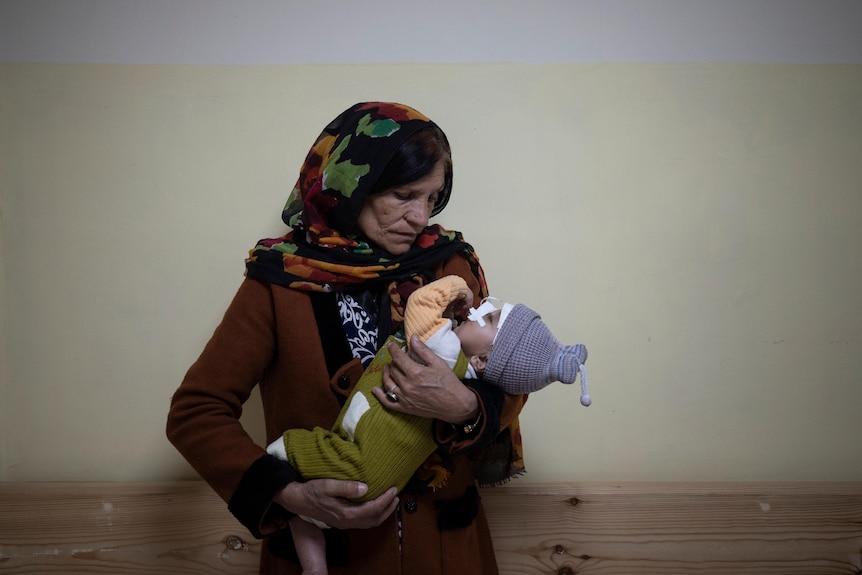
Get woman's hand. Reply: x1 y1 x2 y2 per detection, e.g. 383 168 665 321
274 480 398 530
372 335 479 423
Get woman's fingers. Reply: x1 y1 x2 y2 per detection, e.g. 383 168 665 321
406 335 440 366
299 480 399 530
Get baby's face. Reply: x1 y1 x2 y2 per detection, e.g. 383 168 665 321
453 308 501 361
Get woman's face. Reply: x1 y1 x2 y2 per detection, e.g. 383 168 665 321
356 160 446 256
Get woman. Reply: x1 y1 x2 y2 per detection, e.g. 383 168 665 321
166 102 527 575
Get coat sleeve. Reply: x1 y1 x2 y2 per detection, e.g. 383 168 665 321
166 278 299 537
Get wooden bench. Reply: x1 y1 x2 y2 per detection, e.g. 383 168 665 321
1 481 861 574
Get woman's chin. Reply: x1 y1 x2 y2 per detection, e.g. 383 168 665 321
380 239 416 256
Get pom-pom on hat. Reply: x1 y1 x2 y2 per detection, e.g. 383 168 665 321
484 304 591 405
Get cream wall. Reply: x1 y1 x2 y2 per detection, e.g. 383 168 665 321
2 61 861 482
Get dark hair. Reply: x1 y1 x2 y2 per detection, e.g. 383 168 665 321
371 126 453 216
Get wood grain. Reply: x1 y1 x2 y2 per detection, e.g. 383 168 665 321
1 481 861 574
0 482 259 574
482 482 862 575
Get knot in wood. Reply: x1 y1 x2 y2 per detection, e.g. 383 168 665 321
569 497 580 506
556 567 575 575
554 544 566 555
224 535 247 551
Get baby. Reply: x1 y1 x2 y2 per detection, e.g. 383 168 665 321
267 275 590 574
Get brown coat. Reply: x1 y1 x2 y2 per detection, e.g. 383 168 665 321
167 254 526 574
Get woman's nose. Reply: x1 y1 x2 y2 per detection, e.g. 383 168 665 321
405 201 430 226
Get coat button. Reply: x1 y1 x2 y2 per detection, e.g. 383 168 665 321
405 499 418 514
337 375 350 390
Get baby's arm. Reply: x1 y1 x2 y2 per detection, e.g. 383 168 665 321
403 275 471 343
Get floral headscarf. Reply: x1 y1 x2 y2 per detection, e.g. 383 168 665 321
245 102 486 305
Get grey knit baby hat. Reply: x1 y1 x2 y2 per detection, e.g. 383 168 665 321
483 304 591 405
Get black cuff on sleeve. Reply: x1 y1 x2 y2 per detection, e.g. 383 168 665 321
463 378 505 448
436 379 505 456
228 454 301 538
